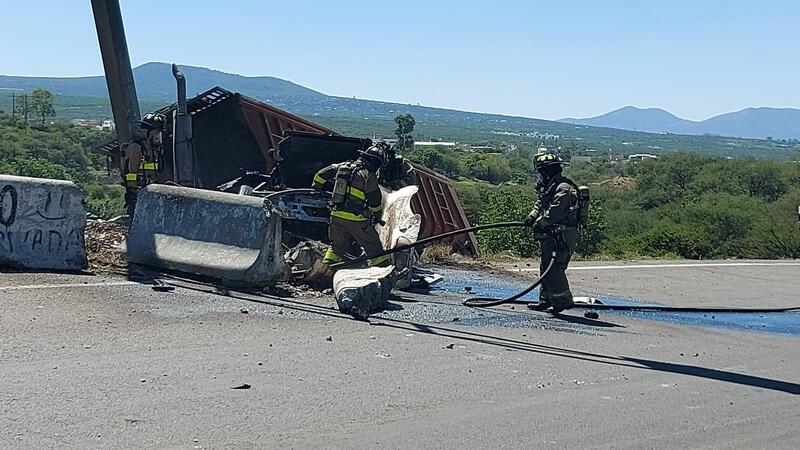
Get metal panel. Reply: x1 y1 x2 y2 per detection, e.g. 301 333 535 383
410 164 478 255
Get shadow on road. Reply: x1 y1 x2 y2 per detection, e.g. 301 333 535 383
370 316 800 396
152 276 800 396
623 357 800 395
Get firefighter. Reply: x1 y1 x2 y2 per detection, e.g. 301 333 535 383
524 153 579 314
376 141 416 190
120 113 167 216
312 145 391 268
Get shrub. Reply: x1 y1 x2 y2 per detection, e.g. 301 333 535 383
635 223 712 259
476 186 539 257
0 155 71 180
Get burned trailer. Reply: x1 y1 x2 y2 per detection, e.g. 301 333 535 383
99 86 479 254
99 87 335 189
410 163 477 255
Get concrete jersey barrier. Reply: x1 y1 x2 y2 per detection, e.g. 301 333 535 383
0 174 88 270
125 184 287 285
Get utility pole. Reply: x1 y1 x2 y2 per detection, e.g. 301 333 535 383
91 0 141 145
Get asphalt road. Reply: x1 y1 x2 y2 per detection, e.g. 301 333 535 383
1 261 799 449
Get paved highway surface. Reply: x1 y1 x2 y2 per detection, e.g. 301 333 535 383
1 261 799 449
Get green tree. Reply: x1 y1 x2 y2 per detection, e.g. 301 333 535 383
29 88 56 127
635 153 712 209
462 153 511 184
0 156 71 180
394 114 415 151
405 146 462 178
477 186 539 256
14 93 31 124
743 161 787 201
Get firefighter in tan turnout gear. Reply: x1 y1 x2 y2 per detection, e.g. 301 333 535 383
312 145 392 268
120 113 167 216
524 152 588 314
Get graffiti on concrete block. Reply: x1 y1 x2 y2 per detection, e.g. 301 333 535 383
0 179 87 270
0 228 84 254
0 185 18 226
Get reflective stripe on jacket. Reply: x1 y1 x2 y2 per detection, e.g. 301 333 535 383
312 162 383 222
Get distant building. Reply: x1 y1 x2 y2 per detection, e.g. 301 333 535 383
628 153 659 162
71 118 115 131
99 119 115 131
71 118 98 127
468 145 496 152
415 141 457 147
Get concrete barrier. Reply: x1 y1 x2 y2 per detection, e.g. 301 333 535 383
0 175 88 270
125 184 287 285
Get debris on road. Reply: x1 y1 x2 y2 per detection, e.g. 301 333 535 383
213 286 230 296
584 311 600 319
262 282 327 299
151 279 175 292
231 383 251 390
85 219 128 275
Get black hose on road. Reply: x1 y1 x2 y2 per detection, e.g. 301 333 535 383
462 254 556 308
328 221 526 270
568 304 800 313
255 204 800 314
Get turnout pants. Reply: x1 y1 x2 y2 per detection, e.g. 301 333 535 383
538 228 578 308
325 216 391 267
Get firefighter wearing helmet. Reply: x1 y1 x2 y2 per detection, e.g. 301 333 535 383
120 112 167 216
524 152 580 314
374 141 416 190
312 144 392 275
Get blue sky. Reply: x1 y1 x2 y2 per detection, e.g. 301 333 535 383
1 0 798 120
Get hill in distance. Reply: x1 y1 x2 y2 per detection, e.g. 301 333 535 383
0 62 324 102
2 63 799 158
560 106 800 140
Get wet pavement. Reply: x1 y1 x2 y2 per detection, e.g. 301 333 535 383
427 267 800 337
118 265 800 337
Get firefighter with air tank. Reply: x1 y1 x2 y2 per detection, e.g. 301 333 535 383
120 112 167 216
524 152 590 314
312 144 392 268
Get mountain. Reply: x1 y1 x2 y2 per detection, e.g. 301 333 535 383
560 106 693 134
0 62 325 103
560 106 800 140
0 62 562 127
688 107 800 140
1 63 798 158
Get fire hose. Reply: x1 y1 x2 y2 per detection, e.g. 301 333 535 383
264 190 800 314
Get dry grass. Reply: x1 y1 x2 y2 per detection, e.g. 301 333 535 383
84 220 128 275
420 243 456 264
